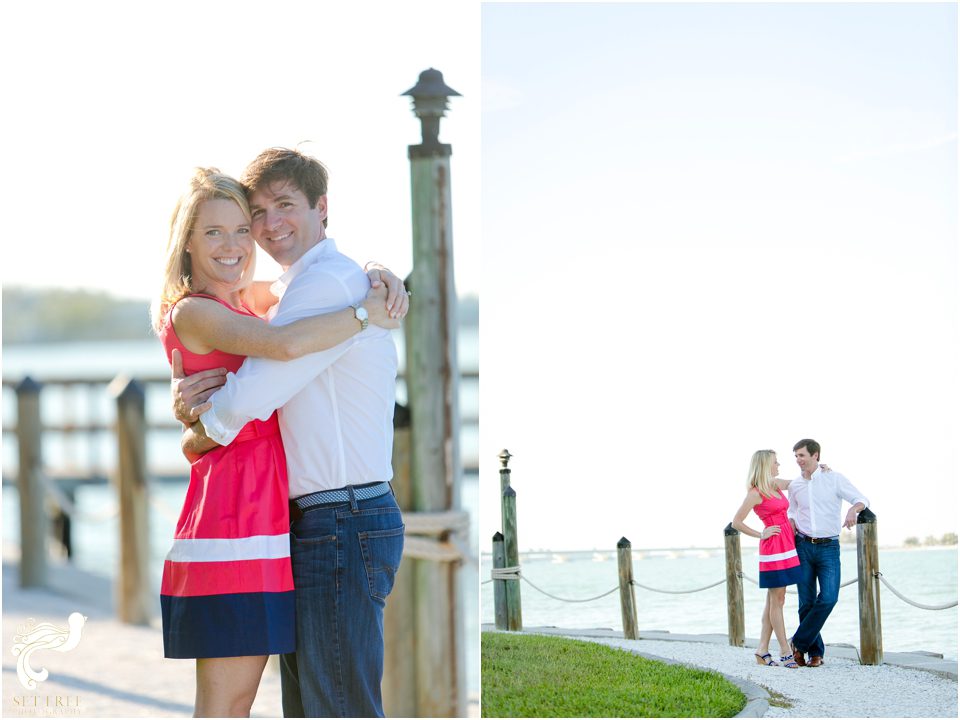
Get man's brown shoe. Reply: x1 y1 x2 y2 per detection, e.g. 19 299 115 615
808 655 823 667
790 640 807 667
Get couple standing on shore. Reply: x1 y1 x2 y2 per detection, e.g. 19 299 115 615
732 439 869 669
151 148 408 717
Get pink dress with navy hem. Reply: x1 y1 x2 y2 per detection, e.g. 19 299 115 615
753 488 802 588
157 293 295 658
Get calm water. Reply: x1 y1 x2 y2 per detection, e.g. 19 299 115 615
481 547 958 661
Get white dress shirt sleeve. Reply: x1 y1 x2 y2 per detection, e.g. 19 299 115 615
200 266 360 445
835 472 869 510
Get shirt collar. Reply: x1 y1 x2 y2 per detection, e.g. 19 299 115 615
270 238 338 297
797 466 823 482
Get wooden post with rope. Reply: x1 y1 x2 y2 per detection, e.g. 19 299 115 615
501 451 522 630
617 537 639 640
399 67 464 717
723 522 745 647
492 532 508 630
856 508 883 665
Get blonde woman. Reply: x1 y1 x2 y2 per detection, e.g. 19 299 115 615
732 450 804 669
151 168 405 717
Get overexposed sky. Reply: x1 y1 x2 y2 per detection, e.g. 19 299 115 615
480 1 958 550
0 1 479 299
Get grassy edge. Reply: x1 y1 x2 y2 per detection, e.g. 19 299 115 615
482 631 747 717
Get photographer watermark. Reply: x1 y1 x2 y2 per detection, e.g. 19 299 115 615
11 613 86 690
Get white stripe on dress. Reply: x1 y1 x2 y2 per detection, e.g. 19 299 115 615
758 548 799 563
165 534 290 563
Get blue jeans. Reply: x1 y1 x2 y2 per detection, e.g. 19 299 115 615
280 490 404 718
792 537 840 658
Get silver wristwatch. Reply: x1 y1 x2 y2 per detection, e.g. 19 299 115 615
351 304 369 331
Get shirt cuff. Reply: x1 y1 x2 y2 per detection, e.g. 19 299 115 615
200 406 242 446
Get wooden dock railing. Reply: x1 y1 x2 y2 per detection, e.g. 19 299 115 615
3 372 478 603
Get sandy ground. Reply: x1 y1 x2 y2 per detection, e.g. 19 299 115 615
3 550 478 718
2 556 283 718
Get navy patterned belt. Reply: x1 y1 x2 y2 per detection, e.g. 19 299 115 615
796 533 838 545
291 482 392 516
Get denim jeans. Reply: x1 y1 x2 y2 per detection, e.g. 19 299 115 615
280 490 404 718
792 536 840 658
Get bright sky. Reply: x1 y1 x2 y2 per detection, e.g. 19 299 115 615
1 1 479 300
480 2 958 551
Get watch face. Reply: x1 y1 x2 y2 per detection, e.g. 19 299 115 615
356 306 369 321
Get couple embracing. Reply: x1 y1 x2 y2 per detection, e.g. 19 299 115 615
151 148 408 717
732 439 869 669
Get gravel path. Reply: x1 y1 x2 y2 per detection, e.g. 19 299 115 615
579 636 957 718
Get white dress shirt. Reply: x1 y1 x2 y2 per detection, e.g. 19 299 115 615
787 468 869 538
201 239 398 498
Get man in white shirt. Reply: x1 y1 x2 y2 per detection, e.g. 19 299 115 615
787 438 869 668
178 148 405 717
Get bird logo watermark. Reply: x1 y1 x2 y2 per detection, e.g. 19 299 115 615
10 613 87 690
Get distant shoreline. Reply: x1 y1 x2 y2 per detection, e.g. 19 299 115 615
481 543 958 558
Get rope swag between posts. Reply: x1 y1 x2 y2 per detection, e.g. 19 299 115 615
487 564 957 609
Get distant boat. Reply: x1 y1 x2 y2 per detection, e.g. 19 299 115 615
551 554 567 564
592 552 607 562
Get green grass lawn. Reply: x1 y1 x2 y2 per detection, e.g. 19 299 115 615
481 632 746 718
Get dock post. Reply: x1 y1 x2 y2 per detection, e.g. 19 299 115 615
617 537 639 640
856 508 883 665
382 403 416 717
723 523 745 647
402 67 464 717
502 483 523 631
109 376 151 625
492 532 508 630
16 377 47 587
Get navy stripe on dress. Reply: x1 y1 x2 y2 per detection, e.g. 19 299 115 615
759 564 803 589
161 591 296 659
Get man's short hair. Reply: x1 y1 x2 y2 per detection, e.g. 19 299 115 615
241 147 329 227
793 438 821 459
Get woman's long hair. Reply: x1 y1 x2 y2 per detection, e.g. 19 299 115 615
746 449 779 499
150 168 254 333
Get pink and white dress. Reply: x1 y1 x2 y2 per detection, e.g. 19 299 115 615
753 488 802 588
157 294 295 658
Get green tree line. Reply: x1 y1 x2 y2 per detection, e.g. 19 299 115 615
3 286 479 344
3 287 154 343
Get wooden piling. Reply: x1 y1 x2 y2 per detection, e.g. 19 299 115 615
109 376 151 625
403 68 464 718
617 537 639 640
16 377 47 587
492 532 508 630
382 403 416 717
856 508 883 665
502 486 523 630
723 523 745 647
